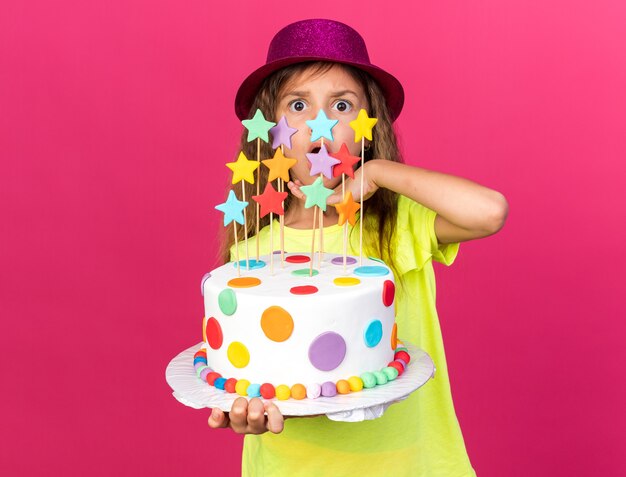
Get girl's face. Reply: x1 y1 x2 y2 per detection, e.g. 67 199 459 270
275 64 369 188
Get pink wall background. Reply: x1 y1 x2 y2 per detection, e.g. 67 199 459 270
2 1 624 475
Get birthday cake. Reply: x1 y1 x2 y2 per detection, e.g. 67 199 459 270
193 253 411 400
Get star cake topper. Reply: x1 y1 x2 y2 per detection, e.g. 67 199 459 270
300 176 334 212
269 116 298 150
334 190 360 226
252 182 288 218
241 109 276 143
215 190 248 226
226 151 259 184
262 148 298 182
306 144 340 179
349 109 378 142
306 110 338 142
330 143 361 179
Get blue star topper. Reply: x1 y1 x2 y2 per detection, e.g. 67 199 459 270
306 110 338 142
215 190 248 226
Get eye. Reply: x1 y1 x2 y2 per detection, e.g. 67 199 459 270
332 100 352 113
288 100 307 112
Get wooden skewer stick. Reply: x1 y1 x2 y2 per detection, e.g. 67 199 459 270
256 138 261 261
279 144 285 268
241 181 250 270
270 212 274 275
310 205 317 277
342 173 347 273
359 138 365 266
234 223 241 277
319 138 324 264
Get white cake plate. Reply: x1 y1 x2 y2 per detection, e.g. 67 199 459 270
166 342 434 422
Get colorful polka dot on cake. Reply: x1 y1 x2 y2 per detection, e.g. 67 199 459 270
235 379 250 396
333 277 360 287
227 277 262 288
290 285 318 295
308 332 346 371
214 377 227 390
261 306 294 342
206 317 223 350
364 320 383 347
218 288 237 315
285 254 310 263
227 342 250 368
382 280 395 307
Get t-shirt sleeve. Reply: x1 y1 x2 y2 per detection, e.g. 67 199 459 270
394 195 460 276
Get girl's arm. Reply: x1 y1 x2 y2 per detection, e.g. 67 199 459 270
338 160 509 244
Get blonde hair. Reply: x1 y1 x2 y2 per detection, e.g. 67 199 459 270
218 62 404 273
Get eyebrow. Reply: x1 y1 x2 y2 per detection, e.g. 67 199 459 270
282 89 359 99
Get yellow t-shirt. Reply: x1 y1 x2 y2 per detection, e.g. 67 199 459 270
234 196 476 477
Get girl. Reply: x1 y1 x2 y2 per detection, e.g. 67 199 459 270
209 19 508 477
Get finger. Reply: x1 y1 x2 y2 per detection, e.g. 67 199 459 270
208 407 229 429
326 191 343 205
287 181 306 200
228 397 250 434
264 402 284 434
246 398 267 434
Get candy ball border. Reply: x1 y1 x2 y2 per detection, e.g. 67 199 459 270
192 343 411 401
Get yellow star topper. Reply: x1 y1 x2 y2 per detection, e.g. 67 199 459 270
226 151 260 184
261 148 297 182
349 109 378 142
334 191 361 226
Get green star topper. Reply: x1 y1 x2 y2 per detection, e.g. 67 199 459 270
241 109 276 143
300 177 334 212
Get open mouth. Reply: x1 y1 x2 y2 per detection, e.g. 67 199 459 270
309 146 321 154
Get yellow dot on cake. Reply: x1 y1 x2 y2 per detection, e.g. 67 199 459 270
333 277 360 286
227 341 250 368
260 306 294 342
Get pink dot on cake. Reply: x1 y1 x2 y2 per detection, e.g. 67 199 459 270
205 317 223 349
261 306 294 342
285 254 310 263
308 332 346 371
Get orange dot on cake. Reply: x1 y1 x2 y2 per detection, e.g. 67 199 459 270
261 306 294 342
227 277 262 288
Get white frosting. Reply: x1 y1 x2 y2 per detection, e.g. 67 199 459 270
202 253 395 387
